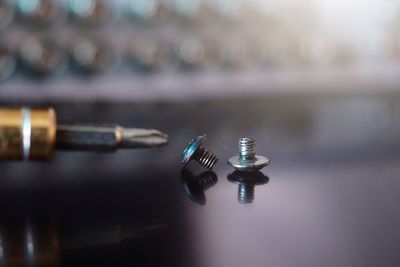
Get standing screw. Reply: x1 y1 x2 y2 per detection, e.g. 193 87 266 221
228 137 269 171
228 171 269 204
182 134 218 170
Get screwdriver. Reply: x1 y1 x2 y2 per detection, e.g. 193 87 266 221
0 107 169 161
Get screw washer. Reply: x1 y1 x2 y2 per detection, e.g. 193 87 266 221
228 137 269 171
182 134 218 170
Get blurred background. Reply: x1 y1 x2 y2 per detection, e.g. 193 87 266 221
1 0 400 100
2 0 400 266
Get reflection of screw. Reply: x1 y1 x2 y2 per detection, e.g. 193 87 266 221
238 184 254 204
228 137 269 171
181 168 218 205
182 135 217 170
228 171 269 204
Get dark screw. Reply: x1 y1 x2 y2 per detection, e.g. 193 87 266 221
182 134 217 170
228 170 269 204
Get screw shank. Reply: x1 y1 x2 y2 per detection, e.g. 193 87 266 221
193 146 218 170
239 137 256 160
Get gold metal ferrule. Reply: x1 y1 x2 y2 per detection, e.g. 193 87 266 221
0 108 56 160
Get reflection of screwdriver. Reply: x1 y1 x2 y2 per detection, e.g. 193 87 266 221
0 107 169 161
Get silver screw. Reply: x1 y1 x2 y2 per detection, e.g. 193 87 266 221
228 137 270 171
182 135 218 170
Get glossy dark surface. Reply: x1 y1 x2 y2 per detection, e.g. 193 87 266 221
1 92 400 266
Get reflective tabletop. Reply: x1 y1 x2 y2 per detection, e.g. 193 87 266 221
0 92 400 267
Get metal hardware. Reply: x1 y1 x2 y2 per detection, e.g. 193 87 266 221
228 137 269 171
0 107 168 161
182 134 217 169
18 36 67 76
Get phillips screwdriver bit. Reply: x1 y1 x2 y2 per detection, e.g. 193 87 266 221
0 107 168 161
56 124 169 151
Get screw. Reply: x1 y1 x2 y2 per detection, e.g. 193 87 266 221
228 170 269 204
17 0 65 26
228 137 269 171
70 36 112 74
130 0 171 23
19 36 67 76
182 134 218 170
69 0 111 26
181 168 218 205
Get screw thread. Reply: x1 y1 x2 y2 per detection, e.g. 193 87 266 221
239 137 256 160
197 171 218 190
238 184 255 204
194 147 218 170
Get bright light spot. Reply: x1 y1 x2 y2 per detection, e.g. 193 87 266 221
26 228 34 258
18 0 40 13
70 0 95 15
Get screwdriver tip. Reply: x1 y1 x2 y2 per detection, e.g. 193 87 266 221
118 127 169 148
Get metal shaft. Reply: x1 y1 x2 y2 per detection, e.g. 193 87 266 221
56 124 169 151
239 137 256 161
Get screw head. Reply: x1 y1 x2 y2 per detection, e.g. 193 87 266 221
228 155 270 172
182 134 206 166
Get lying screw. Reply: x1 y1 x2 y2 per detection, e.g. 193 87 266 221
228 171 269 204
181 168 218 205
228 137 269 171
182 134 218 170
